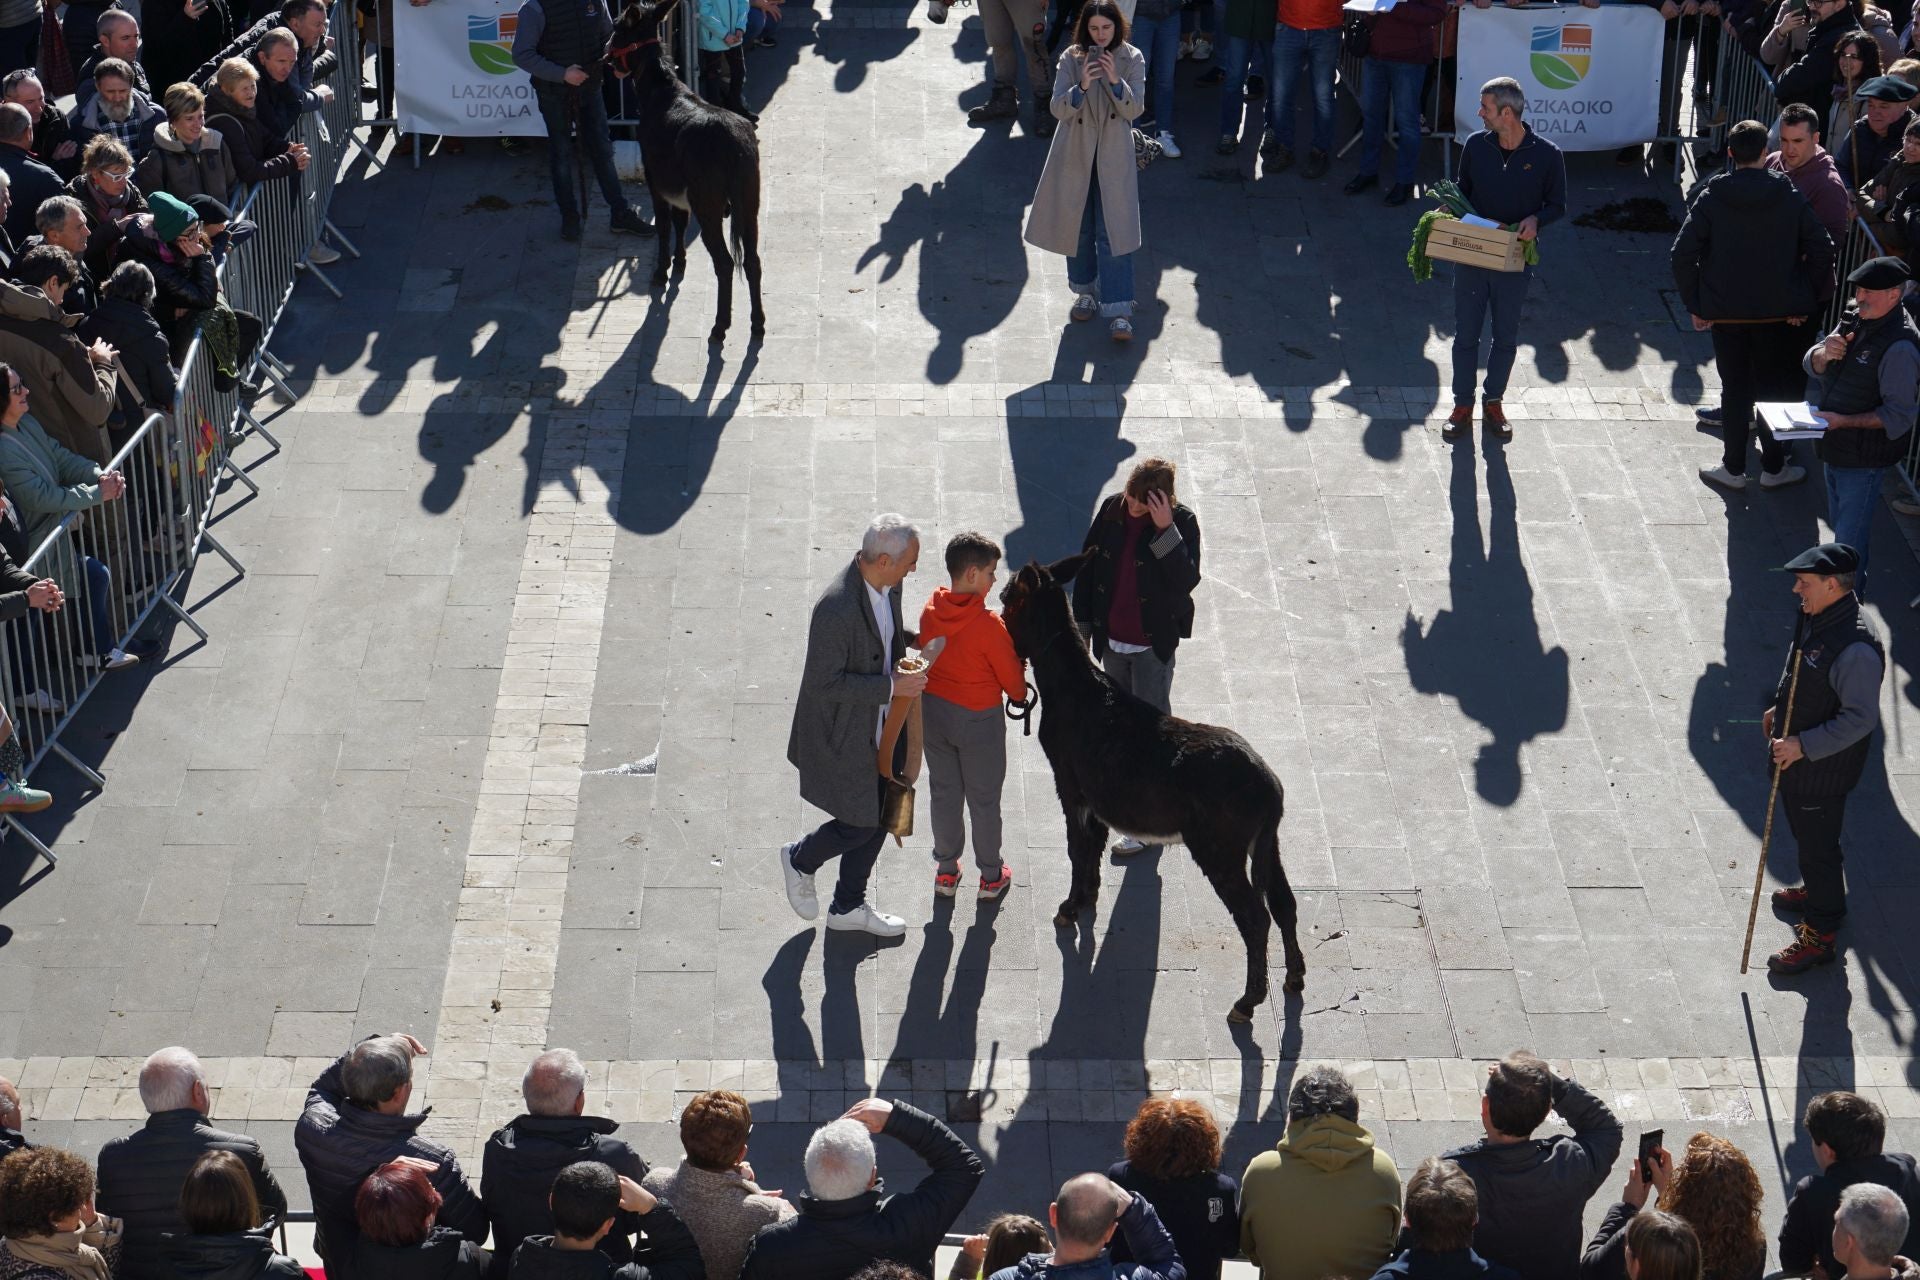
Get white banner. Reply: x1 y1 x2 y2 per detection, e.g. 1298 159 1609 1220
396 0 546 137
1454 4 1664 152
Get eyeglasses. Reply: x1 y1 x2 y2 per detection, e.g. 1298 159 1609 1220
1840 52 1863 60
97 168 131 182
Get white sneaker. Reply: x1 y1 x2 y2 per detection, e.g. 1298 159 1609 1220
779 841 818 921
824 902 907 937
18 689 63 714
308 242 342 266
1112 835 1146 856
1698 464 1747 491
1761 464 1808 490
80 649 139 670
1190 35 1212 59
1156 130 1181 158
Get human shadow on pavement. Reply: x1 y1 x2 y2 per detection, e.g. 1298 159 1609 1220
814 22 920 93
857 131 1034 385
879 894 1003 1062
1401 440 1569 805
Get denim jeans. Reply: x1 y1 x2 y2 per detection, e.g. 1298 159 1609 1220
1452 263 1532 407
1824 463 1885 596
1129 12 1181 131
1216 36 1270 139
83 556 113 656
1067 182 1134 317
1269 23 1338 153
1357 56 1424 185
533 78 632 226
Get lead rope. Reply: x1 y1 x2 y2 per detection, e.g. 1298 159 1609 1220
1005 680 1036 736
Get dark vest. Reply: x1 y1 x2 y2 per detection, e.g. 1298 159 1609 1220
1773 594 1884 798
1816 304 1920 469
535 0 607 78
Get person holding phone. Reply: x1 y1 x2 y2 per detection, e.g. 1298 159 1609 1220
1022 0 1146 342
1068 457 1201 855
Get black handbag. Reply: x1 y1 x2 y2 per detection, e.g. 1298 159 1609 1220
1342 12 1372 57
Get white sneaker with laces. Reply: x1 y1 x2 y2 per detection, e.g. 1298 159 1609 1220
19 689 63 714
780 841 818 921
1698 464 1747 491
1190 35 1212 59
1761 464 1808 490
824 903 907 937
1112 835 1146 855
1156 130 1181 158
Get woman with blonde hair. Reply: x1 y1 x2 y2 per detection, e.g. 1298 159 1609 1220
1582 1132 1765 1280
1106 1097 1239 1280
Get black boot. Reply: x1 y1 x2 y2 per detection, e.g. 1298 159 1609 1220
969 86 1019 124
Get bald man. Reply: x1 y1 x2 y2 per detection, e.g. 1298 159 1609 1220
988 1173 1186 1280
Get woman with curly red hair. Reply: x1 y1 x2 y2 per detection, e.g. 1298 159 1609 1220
1581 1132 1765 1280
1105 1097 1240 1280
0 1147 124 1280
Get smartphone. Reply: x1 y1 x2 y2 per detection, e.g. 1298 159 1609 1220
1638 1129 1664 1183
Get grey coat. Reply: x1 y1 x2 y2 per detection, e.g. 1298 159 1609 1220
788 559 908 827
1025 41 1145 258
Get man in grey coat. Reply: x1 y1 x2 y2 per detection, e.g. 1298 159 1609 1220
780 514 926 938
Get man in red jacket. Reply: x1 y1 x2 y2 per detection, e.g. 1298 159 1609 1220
1265 0 1343 177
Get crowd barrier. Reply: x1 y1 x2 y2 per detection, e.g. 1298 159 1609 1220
0 0 368 867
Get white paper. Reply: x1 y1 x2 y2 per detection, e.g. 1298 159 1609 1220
1342 0 1402 11
1758 401 1829 440
1458 214 1502 229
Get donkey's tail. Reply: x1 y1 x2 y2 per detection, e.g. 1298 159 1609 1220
728 148 760 283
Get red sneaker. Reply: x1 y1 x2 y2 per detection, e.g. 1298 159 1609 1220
934 870 960 898
1768 923 1838 975
1771 884 1809 914
978 866 1012 900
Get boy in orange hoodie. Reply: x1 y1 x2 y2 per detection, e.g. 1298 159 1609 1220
916 532 1027 900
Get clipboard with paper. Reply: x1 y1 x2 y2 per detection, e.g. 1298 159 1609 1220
1757 402 1829 441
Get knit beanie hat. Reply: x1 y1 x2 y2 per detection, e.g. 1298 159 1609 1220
150 192 197 242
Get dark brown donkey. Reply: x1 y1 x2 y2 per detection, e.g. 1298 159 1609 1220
1000 554 1307 1022
611 0 765 344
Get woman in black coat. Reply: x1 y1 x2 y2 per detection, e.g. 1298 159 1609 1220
78 261 176 442
1107 1098 1240 1280
112 196 217 361
161 1152 307 1280
1068 455 1201 852
203 65 307 190
349 1161 491 1280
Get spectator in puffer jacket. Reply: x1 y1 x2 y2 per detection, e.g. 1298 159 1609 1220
1241 1065 1402 1280
505 1163 704 1280
985 1174 1186 1280
158 1151 306 1280
97 1048 290 1280
483 1050 652 1280
739 1098 984 1280
80 261 174 442
351 1160 492 1280
0 1147 125 1280
640 1089 793 1280
294 1034 489 1275
138 84 239 207
203 60 309 190
1437 1052 1622 1280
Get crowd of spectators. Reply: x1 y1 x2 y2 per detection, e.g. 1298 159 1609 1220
0 1044 1912 1280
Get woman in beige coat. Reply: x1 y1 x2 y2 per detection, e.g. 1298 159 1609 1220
1023 0 1145 341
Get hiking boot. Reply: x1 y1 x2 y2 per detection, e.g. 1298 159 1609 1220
934 869 960 898
1699 464 1747 491
1768 922 1838 975
1761 464 1807 490
978 865 1012 900
1772 884 1809 914
1033 114 1055 138
1344 172 1377 195
1483 400 1512 440
1300 148 1328 179
969 87 1019 123
1442 406 1473 441
0 776 51 813
1264 141 1292 172
610 206 653 234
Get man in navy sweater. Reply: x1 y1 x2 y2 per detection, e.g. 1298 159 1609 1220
1443 77 1567 444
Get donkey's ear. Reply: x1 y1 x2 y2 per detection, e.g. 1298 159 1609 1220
1044 551 1091 584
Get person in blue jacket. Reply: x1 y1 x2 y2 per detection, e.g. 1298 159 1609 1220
696 0 755 120
988 1175 1186 1280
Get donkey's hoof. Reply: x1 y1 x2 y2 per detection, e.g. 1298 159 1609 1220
1283 971 1306 994
708 327 727 345
649 272 669 290
1053 907 1074 929
1227 1002 1254 1024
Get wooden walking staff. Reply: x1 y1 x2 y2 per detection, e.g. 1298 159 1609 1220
1741 639 1804 974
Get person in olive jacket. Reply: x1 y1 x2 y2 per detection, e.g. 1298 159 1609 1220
483 1050 651 1280
739 1098 985 1280
293 1034 489 1274
97 1048 290 1280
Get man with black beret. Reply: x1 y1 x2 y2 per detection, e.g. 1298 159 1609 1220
1838 74 1920 189
1805 255 1920 595
1764 541 1885 975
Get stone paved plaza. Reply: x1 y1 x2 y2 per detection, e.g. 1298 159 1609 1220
4 1 1920 1261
